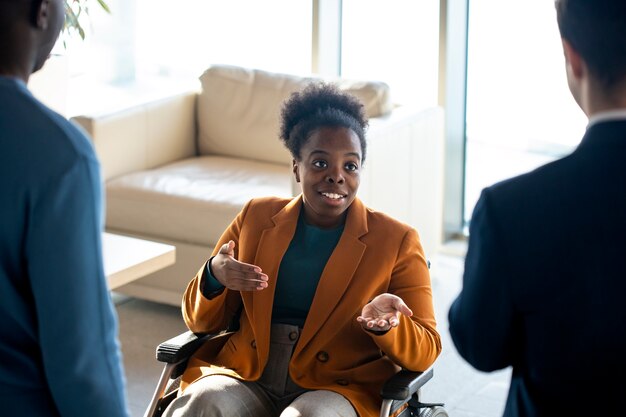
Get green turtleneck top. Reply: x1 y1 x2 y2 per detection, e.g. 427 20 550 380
204 212 344 327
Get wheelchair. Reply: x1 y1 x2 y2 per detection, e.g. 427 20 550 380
143 330 448 417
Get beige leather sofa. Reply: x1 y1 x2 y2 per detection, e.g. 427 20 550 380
72 65 444 306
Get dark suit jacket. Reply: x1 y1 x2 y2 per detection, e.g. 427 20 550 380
180 196 441 417
449 120 626 416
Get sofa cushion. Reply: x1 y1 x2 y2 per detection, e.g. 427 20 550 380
196 65 391 164
105 156 293 247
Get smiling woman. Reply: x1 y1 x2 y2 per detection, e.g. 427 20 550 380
160 82 442 417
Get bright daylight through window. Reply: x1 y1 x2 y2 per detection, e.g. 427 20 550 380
464 0 587 226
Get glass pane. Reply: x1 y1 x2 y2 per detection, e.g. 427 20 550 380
464 0 587 225
135 0 312 79
52 0 126 80
341 0 440 108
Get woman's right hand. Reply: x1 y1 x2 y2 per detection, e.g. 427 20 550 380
210 240 269 291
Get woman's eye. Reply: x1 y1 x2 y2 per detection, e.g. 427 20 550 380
313 160 327 168
345 162 359 172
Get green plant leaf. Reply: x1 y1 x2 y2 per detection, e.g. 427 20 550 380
63 0 111 42
96 0 111 14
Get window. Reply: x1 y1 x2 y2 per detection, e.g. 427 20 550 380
341 0 440 108
463 0 586 225
135 0 312 79
59 0 312 83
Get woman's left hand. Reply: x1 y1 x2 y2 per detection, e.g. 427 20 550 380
357 293 413 333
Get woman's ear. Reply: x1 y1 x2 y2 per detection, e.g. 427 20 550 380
292 159 300 183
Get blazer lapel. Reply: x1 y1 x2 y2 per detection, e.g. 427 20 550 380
246 197 302 356
295 198 369 354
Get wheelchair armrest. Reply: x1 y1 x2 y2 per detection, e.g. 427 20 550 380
380 367 434 401
156 331 214 364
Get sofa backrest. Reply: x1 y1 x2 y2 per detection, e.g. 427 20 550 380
196 64 392 165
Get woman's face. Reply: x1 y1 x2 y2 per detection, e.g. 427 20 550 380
293 126 362 229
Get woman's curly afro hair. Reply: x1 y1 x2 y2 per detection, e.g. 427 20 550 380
279 82 368 162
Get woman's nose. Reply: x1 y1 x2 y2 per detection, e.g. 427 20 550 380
325 171 345 184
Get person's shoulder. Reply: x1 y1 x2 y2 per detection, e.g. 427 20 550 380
247 196 293 208
474 153 579 231
363 204 415 236
37 106 96 163
486 153 575 200
358 204 425 255
245 196 294 216
2 78 96 164
1 80 99 190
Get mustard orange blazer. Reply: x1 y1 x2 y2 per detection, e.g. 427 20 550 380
180 195 441 417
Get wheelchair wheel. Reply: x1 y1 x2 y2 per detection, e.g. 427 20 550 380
418 406 449 417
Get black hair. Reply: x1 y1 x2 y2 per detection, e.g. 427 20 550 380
555 0 626 88
279 82 369 162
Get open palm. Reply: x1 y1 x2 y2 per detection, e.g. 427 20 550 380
357 293 413 332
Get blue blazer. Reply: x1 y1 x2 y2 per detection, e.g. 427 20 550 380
0 77 128 417
449 120 626 416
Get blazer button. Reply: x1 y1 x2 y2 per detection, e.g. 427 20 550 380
288 331 298 341
250 340 256 349
336 379 349 386
316 351 329 362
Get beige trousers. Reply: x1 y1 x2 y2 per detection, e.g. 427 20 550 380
163 324 357 417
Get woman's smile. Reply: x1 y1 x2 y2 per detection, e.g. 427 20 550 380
319 191 347 205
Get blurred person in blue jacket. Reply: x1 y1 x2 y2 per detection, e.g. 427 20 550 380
0 0 129 415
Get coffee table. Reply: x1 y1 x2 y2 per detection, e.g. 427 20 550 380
103 232 176 290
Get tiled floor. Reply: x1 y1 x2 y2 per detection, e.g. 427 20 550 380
114 252 511 417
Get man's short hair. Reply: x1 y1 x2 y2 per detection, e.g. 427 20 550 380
556 0 626 88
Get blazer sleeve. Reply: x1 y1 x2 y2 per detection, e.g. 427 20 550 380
26 155 129 417
369 227 442 372
448 189 516 371
182 200 252 333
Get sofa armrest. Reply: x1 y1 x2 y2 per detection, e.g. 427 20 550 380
71 91 198 181
359 105 444 258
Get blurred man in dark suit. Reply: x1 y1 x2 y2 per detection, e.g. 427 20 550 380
449 0 626 415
